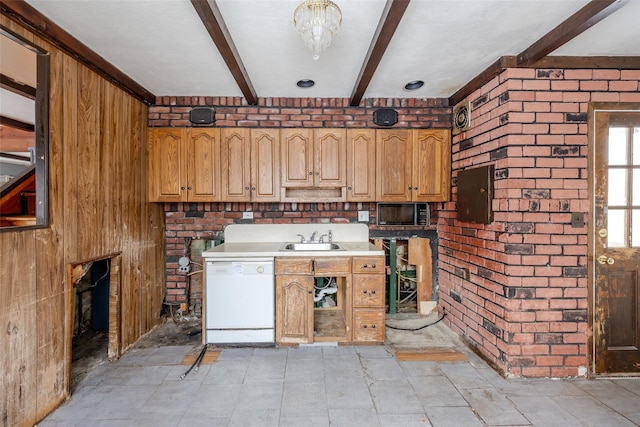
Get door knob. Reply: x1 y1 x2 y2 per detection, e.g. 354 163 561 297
597 255 615 265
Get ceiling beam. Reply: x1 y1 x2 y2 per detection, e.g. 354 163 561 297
1 0 155 105
448 0 626 106
517 0 626 67
0 115 34 132
190 0 258 105
349 0 410 107
1 73 36 99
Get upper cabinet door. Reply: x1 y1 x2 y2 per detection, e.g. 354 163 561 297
251 129 280 201
315 129 346 187
221 128 251 201
187 128 221 201
413 129 451 202
281 128 313 187
346 129 376 201
376 129 412 201
148 128 187 202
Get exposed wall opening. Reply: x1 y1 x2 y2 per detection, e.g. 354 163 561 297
67 254 121 391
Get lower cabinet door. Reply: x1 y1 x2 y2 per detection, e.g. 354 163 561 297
352 309 385 343
276 275 313 344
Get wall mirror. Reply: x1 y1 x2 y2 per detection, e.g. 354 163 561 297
0 25 49 230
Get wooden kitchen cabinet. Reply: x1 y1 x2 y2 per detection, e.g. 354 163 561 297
280 128 346 195
352 256 386 343
275 258 314 344
376 129 451 202
276 274 314 344
220 128 280 202
275 255 385 345
148 128 221 202
346 129 376 201
413 129 451 201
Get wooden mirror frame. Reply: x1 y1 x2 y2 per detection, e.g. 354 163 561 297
0 25 49 231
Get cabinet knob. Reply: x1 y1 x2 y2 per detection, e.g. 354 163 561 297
363 264 368 268
245 186 250 190
315 172 319 176
372 264 376 268
347 186 352 190
371 324 376 329
363 289 367 294
181 186 186 190
414 187 418 190
363 325 367 329
371 290 376 294
309 171 313 175
251 186 256 191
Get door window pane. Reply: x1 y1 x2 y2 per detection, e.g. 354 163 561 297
633 127 640 165
609 128 628 165
608 169 627 206
607 209 626 247
634 169 640 205
633 209 640 248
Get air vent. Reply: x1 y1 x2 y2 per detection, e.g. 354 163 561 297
452 102 471 135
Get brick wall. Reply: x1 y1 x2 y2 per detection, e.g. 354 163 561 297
149 96 450 128
439 69 640 377
153 96 451 312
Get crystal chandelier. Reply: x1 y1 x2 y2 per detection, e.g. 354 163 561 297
293 0 342 60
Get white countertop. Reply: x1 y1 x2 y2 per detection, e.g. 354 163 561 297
202 241 383 258
202 224 384 258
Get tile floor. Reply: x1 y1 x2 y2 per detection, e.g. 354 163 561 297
39 321 640 427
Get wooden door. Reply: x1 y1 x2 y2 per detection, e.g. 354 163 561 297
221 128 250 201
251 129 280 201
275 274 313 344
148 128 186 202
187 128 221 201
413 129 451 202
281 128 313 187
315 129 346 187
346 129 376 201
376 129 412 201
592 106 640 374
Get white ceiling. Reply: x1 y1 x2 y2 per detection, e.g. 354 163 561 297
20 0 640 101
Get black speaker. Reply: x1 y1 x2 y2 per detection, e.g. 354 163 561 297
373 108 398 127
189 107 215 125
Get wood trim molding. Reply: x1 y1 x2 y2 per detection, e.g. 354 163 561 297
0 1 155 105
532 56 640 69
190 0 258 105
349 0 411 107
448 56 517 107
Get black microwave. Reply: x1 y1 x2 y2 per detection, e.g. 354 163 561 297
377 203 429 226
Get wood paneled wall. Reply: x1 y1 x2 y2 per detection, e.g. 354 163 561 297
0 14 165 426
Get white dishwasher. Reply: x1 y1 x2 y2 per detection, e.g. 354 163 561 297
204 258 275 344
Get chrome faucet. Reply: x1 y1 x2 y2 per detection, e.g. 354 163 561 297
319 230 333 243
309 231 318 242
297 234 306 243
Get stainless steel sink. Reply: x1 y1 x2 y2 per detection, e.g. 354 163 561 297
281 242 344 251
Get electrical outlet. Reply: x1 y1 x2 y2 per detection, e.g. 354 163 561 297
357 211 369 222
242 211 254 219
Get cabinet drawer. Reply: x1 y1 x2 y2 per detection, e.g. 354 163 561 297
352 256 385 274
275 258 313 274
352 275 385 307
352 309 385 342
314 257 351 274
